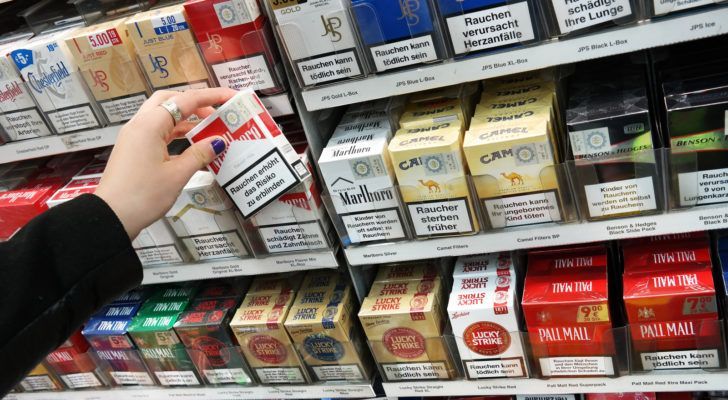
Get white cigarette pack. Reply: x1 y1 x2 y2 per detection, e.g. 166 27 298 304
165 171 250 261
132 220 191 266
453 253 514 278
186 89 310 219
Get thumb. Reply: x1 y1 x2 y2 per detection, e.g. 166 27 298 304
169 136 226 184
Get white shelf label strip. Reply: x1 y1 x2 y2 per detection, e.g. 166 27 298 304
302 7 728 110
141 250 339 284
382 372 728 396
0 126 121 164
344 205 728 265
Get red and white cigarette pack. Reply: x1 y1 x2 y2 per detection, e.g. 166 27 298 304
46 177 100 208
453 253 514 278
183 0 285 95
186 89 310 219
586 394 657 400
623 237 721 371
0 182 61 240
45 331 107 389
448 253 529 379
522 245 615 377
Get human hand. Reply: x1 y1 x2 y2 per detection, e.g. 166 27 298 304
95 87 238 239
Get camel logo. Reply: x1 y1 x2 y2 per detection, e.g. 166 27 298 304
149 54 169 78
398 0 420 25
206 33 223 53
501 172 523 186
419 179 440 193
320 15 342 42
91 70 109 92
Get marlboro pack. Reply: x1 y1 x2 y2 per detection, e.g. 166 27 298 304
133 219 192 266
19 363 63 392
448 253 529 379
165 171 250 261
45 331 108 389
522 245 616 377
46 177 100 208
0 182 61 240
622 237 722 371
284 271 373 382
183 0 285 95
186 89 310 219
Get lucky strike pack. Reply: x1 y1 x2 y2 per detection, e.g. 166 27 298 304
622 237 722 371
523 245 616 377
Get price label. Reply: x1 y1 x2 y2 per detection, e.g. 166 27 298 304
269 0 302 10
577 303 609 322
683 296 717 315
87 29 122 50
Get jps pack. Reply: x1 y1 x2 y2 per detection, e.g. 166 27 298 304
523 246 616 377
389 123 479 238
166 171 250 261
10 29 104 133
126 4 212 91
186 89 310 219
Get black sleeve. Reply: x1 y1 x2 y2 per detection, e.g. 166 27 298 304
0 194 143 395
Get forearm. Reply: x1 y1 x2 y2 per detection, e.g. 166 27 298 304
0 194 142 395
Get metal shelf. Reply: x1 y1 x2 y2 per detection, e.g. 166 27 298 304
301 6 728 111
343 204 728 265
141 249 340 284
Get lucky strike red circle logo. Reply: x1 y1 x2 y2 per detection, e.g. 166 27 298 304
383 327 426 359
463 321 511 356
247 335 287 364
191 336 230 367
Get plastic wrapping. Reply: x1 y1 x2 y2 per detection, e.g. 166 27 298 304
643 0 725 17
542 0 640 38
133 219 193 267
73 0 152 25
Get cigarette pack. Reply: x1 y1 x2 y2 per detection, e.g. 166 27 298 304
359 276 457 381
174 298 254 385
448 261 529 379
318 131 407 244
544 0 637 36
350 0 444 72
375 263 439 282
623 239 721 371
398 98 465 130
229 288 309 384
522 245 616 377
0 43 52 141
646 0 715 16
166 171 250 261
388 123 479 238
587 394 657 400
284 271 372 381
46 177 100 208
19 363 63 392
0 184 59 240
126 4 212 91
453 253 514 278
186 89 309 219
332 119 394 141
9 29 104 133
45 331 107 389
82 317 155 386
269 0 364 86
184 0 285 95
64 18 149 124
435 0 541 57
132 219 192 266
247 274 301 294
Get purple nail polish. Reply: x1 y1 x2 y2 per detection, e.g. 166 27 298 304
211 138 226 155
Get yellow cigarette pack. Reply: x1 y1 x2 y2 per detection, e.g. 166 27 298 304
284 273 372 381
358 277 457 380
126 4 211 91
65 18 149 123
229 290 309 384
484 68 556 87
374 263 439 282
399 98 465 130
388 124 479 237
247 273 301 294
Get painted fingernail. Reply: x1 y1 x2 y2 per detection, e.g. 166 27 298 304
211 138 226 156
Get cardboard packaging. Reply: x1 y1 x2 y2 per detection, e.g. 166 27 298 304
64 18 150 124
184 0 285 95
269 0 364 87
664 74 728 208
284 271 372 381
45 331 107 389
186 89 310 219
453 253 514 278
166 171 250 261
229 287 309 384
399 98 465 130
0 183 60 241
435 0 541 57
375 263 439 282
126 4 212 91
358 276 457 381
0 43 53 141
388 123 479 238
46 177 100 208
646 0 714 16
448 260 529 379
9 29 104 133
623 239 721 371
19 363 63 392
318 130 407 245
350 0 444 72
522 246 616 377
544 0 637 36
132 219 192 266
174 294 254 385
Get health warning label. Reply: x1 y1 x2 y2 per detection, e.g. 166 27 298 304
585 176 657 217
